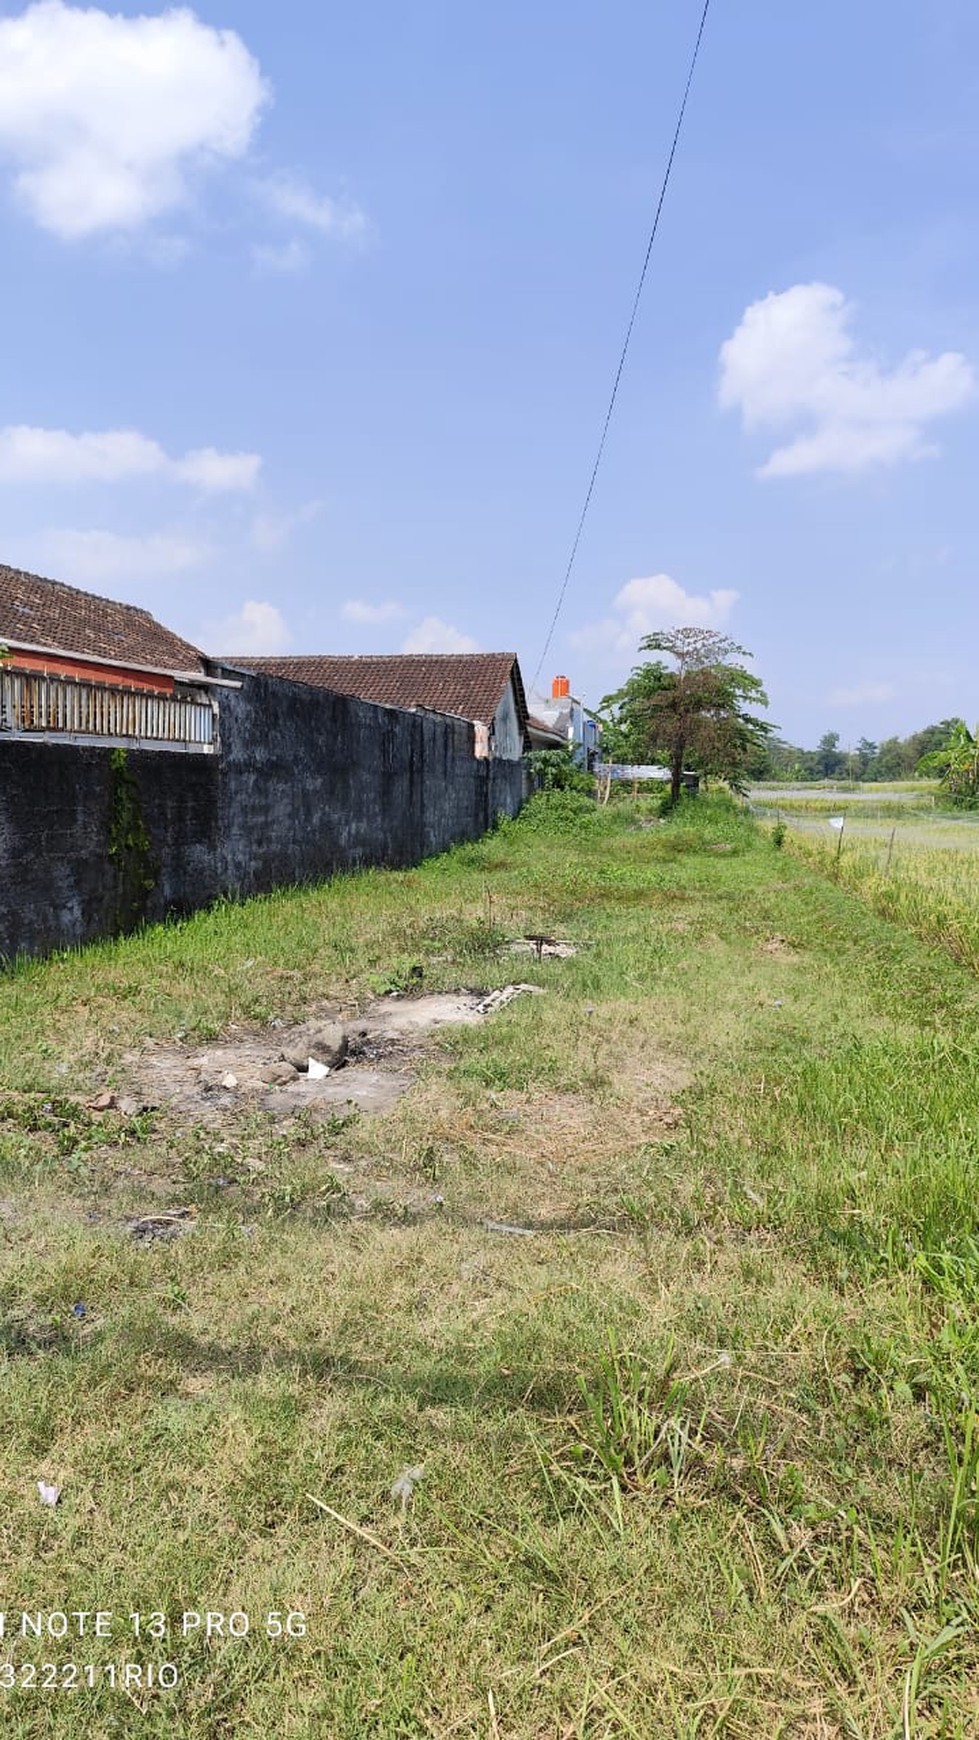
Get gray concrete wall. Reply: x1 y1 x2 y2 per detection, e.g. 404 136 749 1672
0 669 524 961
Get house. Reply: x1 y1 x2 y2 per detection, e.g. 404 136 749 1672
229 652 531 760
527 712 566 752
529 676 602 768
0 563 222 751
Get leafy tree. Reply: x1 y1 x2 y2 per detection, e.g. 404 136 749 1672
875 735 909 781
856 737 879 779
917 719 979 805
815 731 844 779
600 628 773 807
596 660 666 764
760 737 807 780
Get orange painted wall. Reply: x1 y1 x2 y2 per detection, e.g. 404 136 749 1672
6 650 175 694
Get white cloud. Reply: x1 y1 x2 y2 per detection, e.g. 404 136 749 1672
570 573 738 658
38 527 209 583
173 446 261 492
401 616 480 654
0 425 260 491
255 175 366 240
719 283 976 477
827 681 898 707
208 599 292 655
614 574 738 632
0 1 268 239
341 598 407 625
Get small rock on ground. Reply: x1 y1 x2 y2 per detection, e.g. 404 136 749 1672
282 1022 348 1072
264 1060 299 1086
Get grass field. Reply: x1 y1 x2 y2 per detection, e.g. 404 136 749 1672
754 786 979 979
3 790 979 1736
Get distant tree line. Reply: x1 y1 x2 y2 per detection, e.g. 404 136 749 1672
754 720 968 783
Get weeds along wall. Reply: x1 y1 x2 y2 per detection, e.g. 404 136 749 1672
0 668 525 960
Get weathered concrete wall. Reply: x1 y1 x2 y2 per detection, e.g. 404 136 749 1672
491 681 524 761
0 670 524 960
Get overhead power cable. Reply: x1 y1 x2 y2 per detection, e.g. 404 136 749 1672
531 0 713 690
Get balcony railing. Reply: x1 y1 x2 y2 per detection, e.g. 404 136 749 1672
0 667 217 752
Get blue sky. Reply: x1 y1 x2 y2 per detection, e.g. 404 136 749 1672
1 0 977 745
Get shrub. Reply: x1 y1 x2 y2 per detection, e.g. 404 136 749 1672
508 789 617 837
524 748 595 794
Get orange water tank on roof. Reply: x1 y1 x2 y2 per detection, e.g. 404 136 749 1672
552 675 570 698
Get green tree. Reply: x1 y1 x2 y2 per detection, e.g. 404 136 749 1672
917 720 979 806
746 734 796 782
597 660 666 765
875 735 909 780
856 737 879 779
600 628 773 807
815 731 844 778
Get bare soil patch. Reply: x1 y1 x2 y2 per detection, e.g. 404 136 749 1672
761 933 799 959
126 987 545 1125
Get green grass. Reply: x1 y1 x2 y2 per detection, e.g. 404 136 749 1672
4 791 979 1734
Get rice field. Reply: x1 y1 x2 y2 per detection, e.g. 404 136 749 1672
750 785 979 974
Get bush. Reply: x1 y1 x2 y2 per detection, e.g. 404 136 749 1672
507 789 618 837
524 748 594 794
657 790 757 854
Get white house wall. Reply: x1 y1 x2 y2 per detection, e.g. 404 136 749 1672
492 682 524 760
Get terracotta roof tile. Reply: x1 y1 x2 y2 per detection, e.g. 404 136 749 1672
0 563 207 673
230 653 529 737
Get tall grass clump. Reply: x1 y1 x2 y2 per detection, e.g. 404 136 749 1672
499 787 624 836
658 789 757 854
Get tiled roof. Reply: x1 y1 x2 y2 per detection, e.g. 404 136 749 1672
230 653 529 735
0 563 207 673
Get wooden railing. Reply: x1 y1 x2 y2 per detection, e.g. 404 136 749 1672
0 668 216 752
